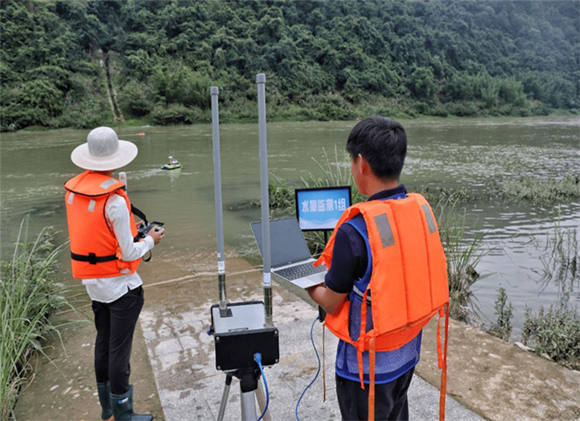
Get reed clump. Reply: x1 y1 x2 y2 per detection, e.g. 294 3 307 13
486 174 580 204
433 194 485 322
0 217 72 420
521 221 580 369
537 219 579 302
299 146 365 205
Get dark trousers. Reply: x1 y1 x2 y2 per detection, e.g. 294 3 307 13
92 286 144 395
336 367 415 421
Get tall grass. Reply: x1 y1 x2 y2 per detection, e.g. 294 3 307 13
0 217 72 420
521 220 580 369
433 194 485 322
300 146 365 205
537 218 579 303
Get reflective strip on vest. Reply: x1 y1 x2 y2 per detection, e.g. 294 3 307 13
68 192 74 204
353 285 371 303
88 200 96 212
373 213 395 248
422 204 437 234
100 179 117 189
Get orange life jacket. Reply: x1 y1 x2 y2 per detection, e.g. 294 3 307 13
64 171 141 279
315 193 450 421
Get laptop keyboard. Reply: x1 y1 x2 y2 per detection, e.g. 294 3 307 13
275 262 326 281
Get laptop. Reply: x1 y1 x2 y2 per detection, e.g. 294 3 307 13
251 217 326 289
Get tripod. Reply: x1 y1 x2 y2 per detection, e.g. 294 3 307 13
217 368 271 421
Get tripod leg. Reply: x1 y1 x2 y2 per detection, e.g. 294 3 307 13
217 373 233 421
240 389 257 421
256 378 271 421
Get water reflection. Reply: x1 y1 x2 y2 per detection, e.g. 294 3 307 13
165 167 182 190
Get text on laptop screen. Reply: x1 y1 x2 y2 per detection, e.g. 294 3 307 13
251 218 313 268
295 186 352 231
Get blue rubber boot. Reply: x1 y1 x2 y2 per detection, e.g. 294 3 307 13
97 381 114 420
110 385 153 421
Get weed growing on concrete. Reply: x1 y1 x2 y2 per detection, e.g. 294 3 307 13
489 288 514 341
0 217 72 420
522 305 580 370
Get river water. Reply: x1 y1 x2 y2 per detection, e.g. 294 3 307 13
1 117 579 334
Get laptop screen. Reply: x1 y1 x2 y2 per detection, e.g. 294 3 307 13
295 186 352 231
251 218 313 268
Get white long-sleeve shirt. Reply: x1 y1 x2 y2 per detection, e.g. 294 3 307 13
82 194 154 303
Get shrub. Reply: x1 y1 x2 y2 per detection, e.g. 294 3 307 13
312 94 355 121
150 104 208 125
489 287 513 341
522 305 580 370
429 104 449 117
408 67 437 101
151 65 211 109
118 81 152 117
446 101 480 116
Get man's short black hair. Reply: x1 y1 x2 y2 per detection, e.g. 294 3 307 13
346 116 407 181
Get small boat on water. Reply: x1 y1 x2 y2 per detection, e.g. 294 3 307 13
161 156 182 170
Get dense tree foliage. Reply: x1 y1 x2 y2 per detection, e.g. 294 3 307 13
1 0 578 130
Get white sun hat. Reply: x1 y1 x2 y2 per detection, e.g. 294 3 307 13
71 127 138 171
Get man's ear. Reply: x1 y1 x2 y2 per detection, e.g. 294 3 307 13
359 154 370 174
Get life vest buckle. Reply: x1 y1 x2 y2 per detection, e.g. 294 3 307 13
88 252 97 265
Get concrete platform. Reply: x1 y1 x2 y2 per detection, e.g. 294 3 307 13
14 254 580 420
140 261 482 421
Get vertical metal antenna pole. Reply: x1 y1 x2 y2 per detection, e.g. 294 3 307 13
211 86 227 311
257 73 273 327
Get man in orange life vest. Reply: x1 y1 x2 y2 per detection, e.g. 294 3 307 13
65 127 164 421
308 116 443 421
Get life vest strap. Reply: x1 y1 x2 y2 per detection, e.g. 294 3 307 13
368 337 376 421
131 204 148 225
439 304 450 421
357 287 371 390
70 252 117 265
322 324 327 403
437 308 444 369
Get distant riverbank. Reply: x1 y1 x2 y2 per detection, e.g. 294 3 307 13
9 102 579 134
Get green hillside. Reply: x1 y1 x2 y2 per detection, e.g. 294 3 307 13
1 0 578 131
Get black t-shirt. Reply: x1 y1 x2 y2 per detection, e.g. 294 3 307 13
325 185 407 294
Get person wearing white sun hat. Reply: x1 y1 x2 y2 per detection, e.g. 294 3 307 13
65 127 164 421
